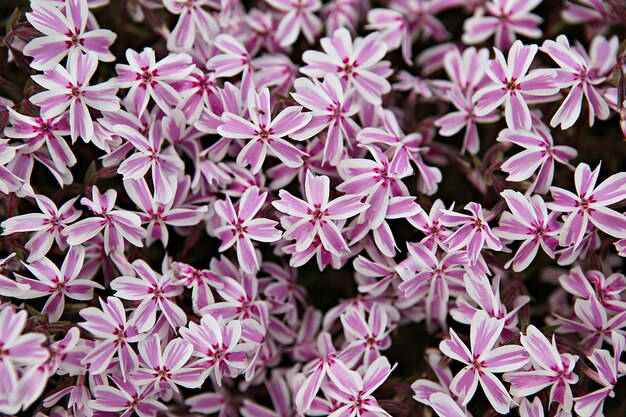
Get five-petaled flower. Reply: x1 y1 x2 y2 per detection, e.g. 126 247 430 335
440 311 529 414
79 296 145 376
115 47 195 116
1 194 81 261
214 186 282 274
473 41 559 131
301 28 391 105
547 162 626 249
503 325 579 412
14 246 103 322
24 0 116 70
440 202 503 263
110 259 187 332
30 51 120 142
273 170 369 256
494 190 561 272
180 314 251 385
217 87 312 173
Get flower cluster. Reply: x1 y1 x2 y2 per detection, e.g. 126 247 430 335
0 0 625 416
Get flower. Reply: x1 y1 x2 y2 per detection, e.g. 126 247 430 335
216 87 312 173
337 146 411 228
79 296 145 375
348 195 421 257
541 34 617 129
265 0 322 47
214 186 282 273
463 0 543 50
385 0 462 43
30 51 120 142
427 392 469 417
179 314 251 385
163 0 218 50
24 0 116 70
63 186 146 254
473 41 558 131
357 110 442 185
90 375 166 417
435 88 499 155
322 355 396 417
397 244 468 330
1 195 80 261
4 108 74 174
574 333 625 417
439 311 528 413
340 304 391 365
273 170 369 256
125 177 206 247
494 190 560 272
366 8 413 65
206 34 255 101
0 140 22 194
171 69 220 123
547 162 626 249
293 333 358 413
114 47 195 116
134 334 205 391
554 294 626 351
0 307 49 408
503 325 579 412
301 28 391 105
13 246 103 322
291 74 359 166
115 119 185 204
110 259 186 332
497 124 578 194
407 199 453 251
452 274 530 340
440 202 503 263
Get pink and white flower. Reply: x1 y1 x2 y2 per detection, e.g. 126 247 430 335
217 87 311 173
63 186 146 254
1 195 80 261
24 0 116 70
473 41 558 130
440 311 528 413
0 307 49 406
90 375 165 417
291 74 359 166
301 28 391 105
13 246 103 322
163 0 218 50
273 170 369 256
214 186 282 274
115 120 185 204
547 162 626 249
79 296 145 375
440 202 503 263
494 190 561 272
503 325 579 411
110 259 186 332
114 47 195 116
179 314 251 385
265 0 322 47
463 0 543 50
541 34 618 129
497 125 578 194
133 334 205 391
322 355 395 417
30 51 120 142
